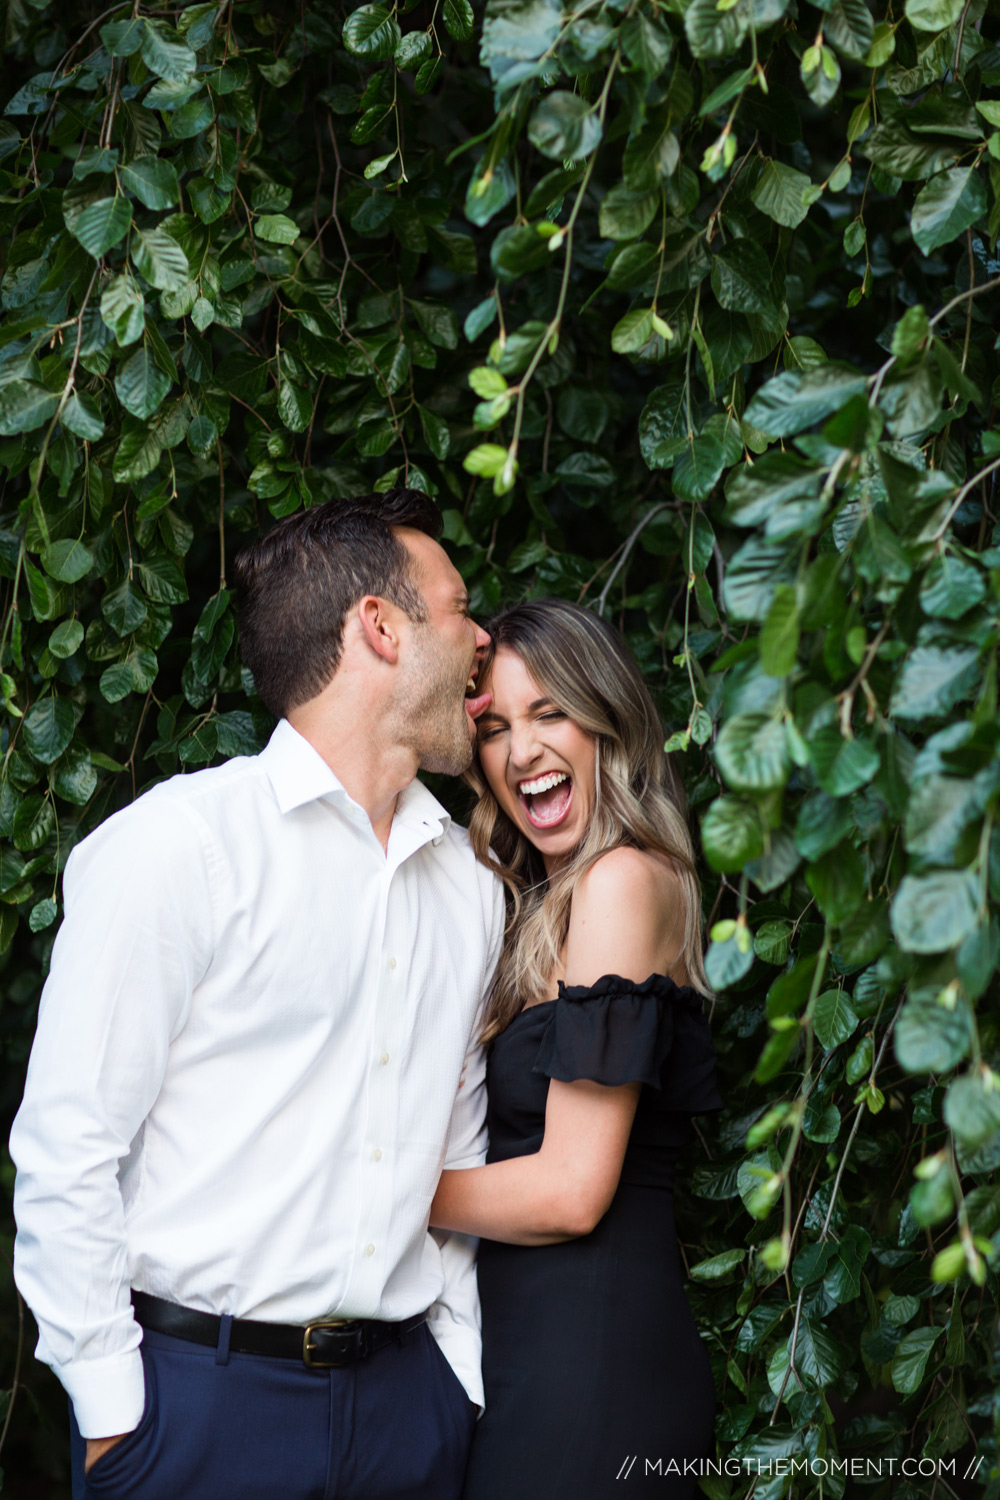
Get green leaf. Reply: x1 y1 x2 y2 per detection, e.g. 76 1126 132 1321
102 579 148 637
705 923 755 989
910 167 988 256
944 1074 1000 1152
0 381 60 435
418 406 451 460
396 31 433 68
891 1328 941 1394
689 1249 746 1281
527 92 602 160
120 158 180 210
711 239 774 315
23 696 75 764
891 871 980 954
136 555 188 604
64 194 132 258
13 794 55 851
141 24 198 80
114 421 163 483
809 728 880 796
61 391 105 440
255 213 300 245
463 443 508 477
42 539 93 583
623 124 679 192
620 10 674 72
889 646 980 720
99 663 136 703
115 347 171 420
715 713 791 792
101 273 146 346
131 227 191 292
443 0 475 39
410 299 459 350
751 159 815 228
806 842 865 925
857 120 958 183
895 994 972 1073
101 17 146 55
701 796 764 873
278 381 312 433
754 920 792 966
672 434 726 502
48 620 84 659
599 184 660 242
29 897 58 932
813 989 860 1049
611 307 654 354
685 0 749 59
904 0 963 30
343 5 403 59
759 584 800 676
744 366 868 438
639 383 687 468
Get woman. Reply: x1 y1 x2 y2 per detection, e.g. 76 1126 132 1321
429 597 725 1499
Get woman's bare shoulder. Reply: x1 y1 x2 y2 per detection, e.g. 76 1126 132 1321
563 847 688 983
573 846 683 915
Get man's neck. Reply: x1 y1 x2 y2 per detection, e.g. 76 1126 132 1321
287 697 418 853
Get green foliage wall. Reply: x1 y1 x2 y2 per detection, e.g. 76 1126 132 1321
1 0 999 1493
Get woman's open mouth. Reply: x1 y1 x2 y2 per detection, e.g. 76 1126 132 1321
517 772 573 829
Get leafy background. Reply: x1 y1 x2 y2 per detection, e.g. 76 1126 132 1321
1 0 999 1494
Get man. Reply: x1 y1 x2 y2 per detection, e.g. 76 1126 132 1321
10 489 504 1499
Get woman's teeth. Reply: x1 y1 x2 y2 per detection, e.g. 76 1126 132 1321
519 772 568 796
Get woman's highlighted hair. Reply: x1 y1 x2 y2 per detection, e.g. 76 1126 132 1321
467 597 711 1043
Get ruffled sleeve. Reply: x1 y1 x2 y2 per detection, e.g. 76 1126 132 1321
532 973 724 1115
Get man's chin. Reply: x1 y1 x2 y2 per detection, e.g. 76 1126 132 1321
418 734 475 778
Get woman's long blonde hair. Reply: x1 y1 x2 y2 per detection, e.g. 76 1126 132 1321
466 598 711 1043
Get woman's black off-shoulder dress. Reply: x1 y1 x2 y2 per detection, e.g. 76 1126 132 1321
462 974 724 1500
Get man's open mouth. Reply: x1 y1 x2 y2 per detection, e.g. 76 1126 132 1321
517 772 573 828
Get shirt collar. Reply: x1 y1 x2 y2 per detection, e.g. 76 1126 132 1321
259 720 453 844
260 719 348 815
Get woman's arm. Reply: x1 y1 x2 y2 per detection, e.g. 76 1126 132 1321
430 1076 640 1245
430 848 686 1246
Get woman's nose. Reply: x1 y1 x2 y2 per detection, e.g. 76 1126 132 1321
508 722 543 769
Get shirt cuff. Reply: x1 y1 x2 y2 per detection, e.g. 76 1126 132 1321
58 1349 146 1439
426 1313 484 1411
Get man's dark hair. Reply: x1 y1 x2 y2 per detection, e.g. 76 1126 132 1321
232 489 442 718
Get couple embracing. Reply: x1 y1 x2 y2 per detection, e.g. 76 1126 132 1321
11 489 723 1500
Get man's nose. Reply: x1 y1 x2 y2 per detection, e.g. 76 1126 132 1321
472 620 490 651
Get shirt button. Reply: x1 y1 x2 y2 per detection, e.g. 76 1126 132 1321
365 1242 375 1257
380 1052 389 1066
373 1147 383 1161
388 957 397 970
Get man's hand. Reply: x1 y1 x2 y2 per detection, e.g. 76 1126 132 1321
84 1434 129 1474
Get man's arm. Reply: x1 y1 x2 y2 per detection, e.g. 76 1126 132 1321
10 795 214 1445
424 873 504 1410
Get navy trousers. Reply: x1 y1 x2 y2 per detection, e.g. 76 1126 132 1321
70 1321 476 1500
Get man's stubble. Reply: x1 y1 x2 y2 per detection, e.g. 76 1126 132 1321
393 622 475 778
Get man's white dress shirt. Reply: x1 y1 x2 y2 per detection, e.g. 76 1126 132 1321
10 719 504 1438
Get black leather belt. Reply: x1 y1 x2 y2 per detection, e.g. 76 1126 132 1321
132 1290 427 1369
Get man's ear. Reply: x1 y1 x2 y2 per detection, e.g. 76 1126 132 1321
357 594 401 664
